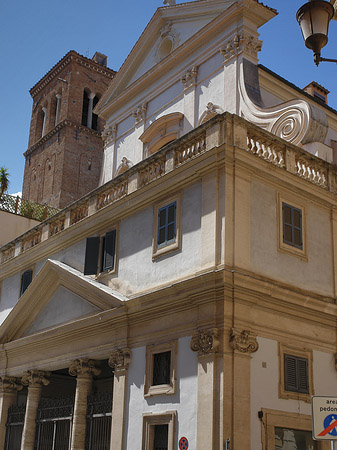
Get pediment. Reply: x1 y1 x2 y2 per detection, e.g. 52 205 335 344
96 0 236 117
0 259 128 343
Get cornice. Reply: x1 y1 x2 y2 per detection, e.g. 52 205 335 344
30 50 115 98
24 119 102 157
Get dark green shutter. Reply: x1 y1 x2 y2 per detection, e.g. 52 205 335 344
20 270 33 296
103 230 116 272
284 355 297 392
84 237 100 275
298 358 309 393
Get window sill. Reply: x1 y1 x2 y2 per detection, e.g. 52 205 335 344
144 383 176 397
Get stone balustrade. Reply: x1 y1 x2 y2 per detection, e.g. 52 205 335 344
1 113 337 264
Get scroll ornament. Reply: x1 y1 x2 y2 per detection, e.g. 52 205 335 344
69 358 101 377
229 328 258 353
108 348 131 373
0 376 23 393
190 328 219 355
21 370 50 387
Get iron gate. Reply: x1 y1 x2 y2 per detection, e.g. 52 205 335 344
34 396 74 450
85 392 112 450
5 403 25 450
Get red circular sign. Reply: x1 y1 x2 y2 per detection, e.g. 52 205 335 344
179 437 189 450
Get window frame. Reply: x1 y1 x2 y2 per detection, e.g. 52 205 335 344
279 343 313 402
278 194 307 260
84 225 118 277
152 194 181 259
142 411 176 450
261 408 328 450
20 267 34 297
144 341 177 397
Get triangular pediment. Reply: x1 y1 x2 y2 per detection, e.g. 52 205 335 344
0 259 128 343
97 0 236 117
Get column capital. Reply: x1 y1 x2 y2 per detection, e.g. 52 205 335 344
0 376 23 393
21 370 50 388
108 348 131 373
69 358 101 378
229 328 259 353
56 93 61 99
190 328 219 355
88 92 96 99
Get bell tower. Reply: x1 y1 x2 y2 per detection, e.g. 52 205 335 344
22 51 115 209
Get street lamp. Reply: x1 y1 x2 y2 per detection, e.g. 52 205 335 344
296 0 337 65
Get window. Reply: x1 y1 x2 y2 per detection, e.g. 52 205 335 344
20 270 33 296
142 412 176 450
282 203 302 249
284 354 308 394
144 341 177 397
279 344 313 402
278 195 306 259
153 195 181 259
84 229 117 276
262 409 320 450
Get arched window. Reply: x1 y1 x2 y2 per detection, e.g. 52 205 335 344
139 112 184 158
82 89 100 130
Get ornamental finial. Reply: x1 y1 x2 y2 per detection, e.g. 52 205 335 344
163 0 176 5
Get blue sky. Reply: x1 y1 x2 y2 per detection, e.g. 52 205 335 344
1 0 337 195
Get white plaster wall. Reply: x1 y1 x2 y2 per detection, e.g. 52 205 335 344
115 128 143 175
197 53 224 118
259 87 284 108
114 183 202 295
0 272 20 325
24 286 99 336
250 180 334 297
124 336 198 450
251 337 337 450
48 239 87 273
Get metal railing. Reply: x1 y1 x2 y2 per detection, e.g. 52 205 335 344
0 193 59 222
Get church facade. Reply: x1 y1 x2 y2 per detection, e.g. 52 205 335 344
1 1 337 449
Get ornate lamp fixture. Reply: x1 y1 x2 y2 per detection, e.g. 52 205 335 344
296 0 337 65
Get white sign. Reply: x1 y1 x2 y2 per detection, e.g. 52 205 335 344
312 396 337 440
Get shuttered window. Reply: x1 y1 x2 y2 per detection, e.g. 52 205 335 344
20 270 33 296
84 229 116 276
157 202 176 247
282 203 303 249
284 354 309 394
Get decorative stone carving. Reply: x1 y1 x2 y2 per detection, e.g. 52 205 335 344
239 58 328 146
163 0 176 5
21 370 50 388
220 32 262 62
198 102 224 125
181 66 198 89
0 376 23 393
108 348 131 373
102 123 117 145
69 358 101 378
133 102 148 124
155 23 180 62
229 328 259 353
190 329 219 355
115 157 133 176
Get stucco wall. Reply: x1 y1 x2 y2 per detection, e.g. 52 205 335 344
124 336 198 450
250 180 333 297
0 211 39 247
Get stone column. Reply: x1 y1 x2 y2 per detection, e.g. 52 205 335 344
69 358 100 450
0 377 22 450
229 328 259 450
41 107 47 137
181 65 198 133
87 93 96 129
55 94 61 126
21 370 50 450
191 329 219 450
108 348 131 450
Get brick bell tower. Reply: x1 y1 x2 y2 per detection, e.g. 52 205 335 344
22 51 115 209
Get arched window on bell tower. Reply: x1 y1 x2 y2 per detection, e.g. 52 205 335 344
81 89 100 131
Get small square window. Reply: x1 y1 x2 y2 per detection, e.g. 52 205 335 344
142 411 176 450
153 195 181 259
145 341 177 397
84 227 117 276
278 195 307 260
279 344 313 402
20 269 33 296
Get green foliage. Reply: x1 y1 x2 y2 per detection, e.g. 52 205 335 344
0 167 10 198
